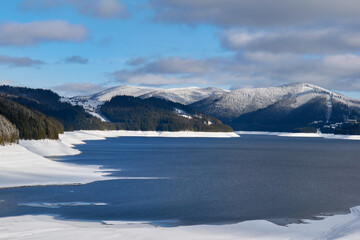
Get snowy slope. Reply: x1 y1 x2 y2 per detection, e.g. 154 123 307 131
139 87 229 105
82 85 228 104
86 85 159 102
63 85 229 121
191 83 355 121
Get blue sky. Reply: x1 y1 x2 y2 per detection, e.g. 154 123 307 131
1 0 360 98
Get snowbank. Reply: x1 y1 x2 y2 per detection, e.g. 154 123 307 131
236 131 360 140
1 206 360 240
19 139 81 157
78 130 240 138
0 144 113 189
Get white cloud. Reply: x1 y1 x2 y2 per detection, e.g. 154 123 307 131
149 0 360 27
111 53 360 91
110 57 229 86
221 28 360 54
64 55 89 64
0 55 45 68
20 0 130 19
142 57 220 74
126 57 148 66
0 21 89 47
52 82 106 96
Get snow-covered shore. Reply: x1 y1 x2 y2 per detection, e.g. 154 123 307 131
0 144 113 189
1 206 360 240
237 131 360 140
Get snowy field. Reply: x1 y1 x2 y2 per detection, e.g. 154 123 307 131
1 130 360 239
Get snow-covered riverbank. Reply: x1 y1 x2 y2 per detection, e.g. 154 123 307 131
1 206 360 240
0 144 112 189
236 131 360 140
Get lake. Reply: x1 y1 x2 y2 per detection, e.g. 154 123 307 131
1 134 360 226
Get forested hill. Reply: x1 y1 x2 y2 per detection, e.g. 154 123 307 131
0 86 115 132
0 86 233 143
101 96 233 132
0 96 63 140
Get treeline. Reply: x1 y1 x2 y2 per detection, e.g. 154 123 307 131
229 96 329 132
0 97 63 140
0 86 115 131
321 123 360 135
0 114 19 145
101 96 233 132
0 85 116 142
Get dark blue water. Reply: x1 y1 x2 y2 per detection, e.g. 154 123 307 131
1 135 360 226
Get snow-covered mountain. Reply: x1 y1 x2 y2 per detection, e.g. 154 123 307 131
139 87 228 105
62 85 229 121
74 85 228 104
81 85 159 102
192 83 337 120
62 83 360 131
191 83 360 131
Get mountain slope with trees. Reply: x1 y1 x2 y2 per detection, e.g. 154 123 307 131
0 86 115 131
101 96 233 132
0 96 63 140
191 83 360 133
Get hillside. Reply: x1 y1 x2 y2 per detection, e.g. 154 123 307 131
63 85 229 124
0 96 64 140
83 85 158 102
138 87 228 105
0 86 115 131
191 83 360 132
101 96 233 132
64 85 229 116
191 83 331 121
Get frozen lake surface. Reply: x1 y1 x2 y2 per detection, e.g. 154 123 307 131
1 134 360 226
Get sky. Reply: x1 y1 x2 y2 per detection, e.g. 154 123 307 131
1 0 360 98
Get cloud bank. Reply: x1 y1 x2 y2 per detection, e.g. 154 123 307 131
20 0 130 19
52 82 106 96
111 53 360 91
149 0 360 27
0 21 89 47
221 28 360 54
64 56 89 64
0 55 44 68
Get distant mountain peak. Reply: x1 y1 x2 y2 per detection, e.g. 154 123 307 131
190 83 360 123
74 85 229 105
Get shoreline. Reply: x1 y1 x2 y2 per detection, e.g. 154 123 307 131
1 206 360 239
237 130 360 140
